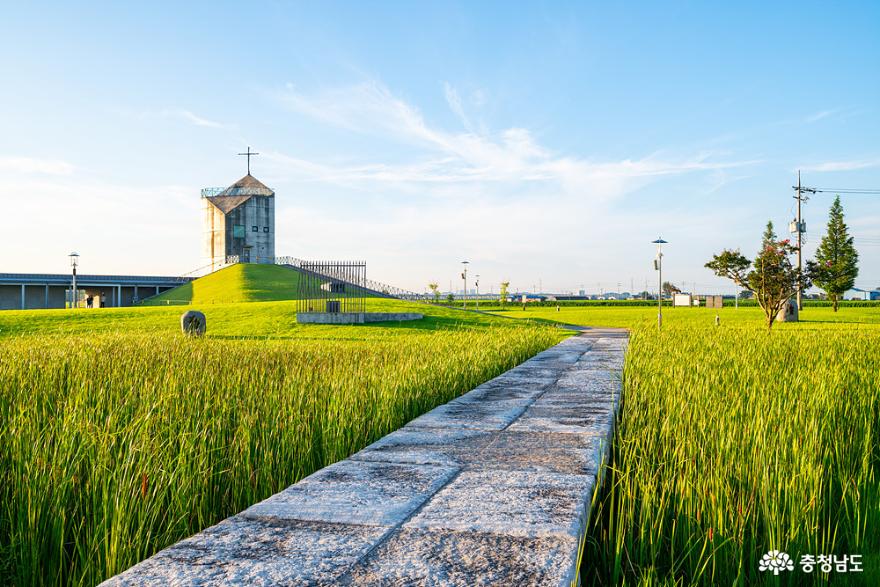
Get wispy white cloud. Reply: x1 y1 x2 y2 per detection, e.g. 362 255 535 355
444 82 474 133
273 80 757 202
799 157 880 172
176 110 226 128
263 80 770 290
802 107 865 125
147 109 228 129
0 156 75 175
804 109 836 123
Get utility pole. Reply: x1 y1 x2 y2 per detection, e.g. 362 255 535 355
792 170 816 310
653 238 667 329
795 170 804 310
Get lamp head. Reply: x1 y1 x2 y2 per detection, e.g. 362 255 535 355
69 252 80 266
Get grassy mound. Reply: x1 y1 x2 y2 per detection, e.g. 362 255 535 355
144 264 304 305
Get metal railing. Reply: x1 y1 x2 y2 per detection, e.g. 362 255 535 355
200 187 227 197
274 256 426 301
0 272 191 285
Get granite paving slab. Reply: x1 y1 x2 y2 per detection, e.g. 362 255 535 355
403 469 595 538
242 460 458 527
101 328 628 587
339 528 578 587
105 517 389 587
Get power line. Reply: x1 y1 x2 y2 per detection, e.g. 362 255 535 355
810 188 880 195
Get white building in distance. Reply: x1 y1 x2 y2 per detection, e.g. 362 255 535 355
202 174 275 271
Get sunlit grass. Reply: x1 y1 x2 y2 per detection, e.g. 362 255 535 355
584 323 880 585
0 301 563 586
503 305 880 585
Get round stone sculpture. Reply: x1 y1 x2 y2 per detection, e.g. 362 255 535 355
180 310 207 336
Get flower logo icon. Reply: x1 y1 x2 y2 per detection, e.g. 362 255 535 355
759 550 794 575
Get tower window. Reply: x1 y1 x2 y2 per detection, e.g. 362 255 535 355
263 226 269 233
252 225 259 232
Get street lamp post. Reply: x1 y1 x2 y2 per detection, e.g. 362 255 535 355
461 261 469 309
69 252 80 309
475 274 480 310
652 238 667 329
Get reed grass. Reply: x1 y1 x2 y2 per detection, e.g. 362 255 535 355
0 325 559 586
583 321 880 585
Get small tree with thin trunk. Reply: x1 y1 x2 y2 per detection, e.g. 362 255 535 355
807 196 858 312
428 282 440 303
499 281 510 307
706 221 811 331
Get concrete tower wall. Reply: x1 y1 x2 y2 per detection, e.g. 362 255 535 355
202 175 276 272
224 195 275 263
204 200 228 271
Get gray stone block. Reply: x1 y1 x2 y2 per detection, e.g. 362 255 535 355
340 527 579 587
100 517 387 587
351 428 492 468
405 398 530 431
404 469 594 539
507 405 616 436
296 312 424 324
242 460 457 527
180 310 206 336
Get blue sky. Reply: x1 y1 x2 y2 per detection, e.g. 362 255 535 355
3 1 879 294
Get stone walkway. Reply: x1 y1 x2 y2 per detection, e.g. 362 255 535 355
103 328 628 587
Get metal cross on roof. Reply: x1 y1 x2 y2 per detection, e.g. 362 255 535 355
237 146 260 175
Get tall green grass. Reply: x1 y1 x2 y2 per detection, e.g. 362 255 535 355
583 323 880 585
0 326 559 585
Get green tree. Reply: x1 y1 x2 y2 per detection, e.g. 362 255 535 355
706 221 811 330
760 219 776 247
428 282 440 303
446 293 455 304
661 281 681 297
499 281 510 307
807 196 859 312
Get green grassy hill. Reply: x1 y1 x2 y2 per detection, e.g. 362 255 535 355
144 263 304 305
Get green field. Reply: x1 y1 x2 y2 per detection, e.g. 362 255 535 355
492 305 880 585
3 283 878 586
0 297 563 586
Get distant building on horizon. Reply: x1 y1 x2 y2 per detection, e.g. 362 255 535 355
202 174 275 272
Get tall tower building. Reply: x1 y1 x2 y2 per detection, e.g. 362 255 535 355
202 174 275 271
